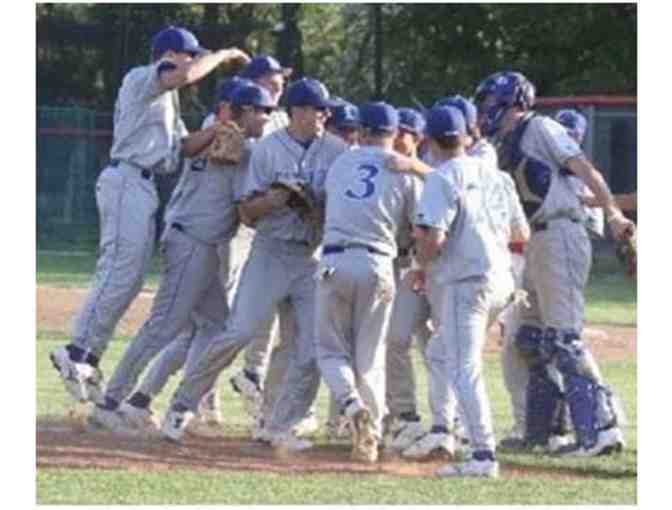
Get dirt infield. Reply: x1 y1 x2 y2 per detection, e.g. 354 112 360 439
37 286 637 361
36 418 634 480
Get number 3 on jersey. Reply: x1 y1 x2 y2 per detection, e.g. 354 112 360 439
345 164 379 200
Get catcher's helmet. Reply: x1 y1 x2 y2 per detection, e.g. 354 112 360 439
473 71 536 137
555 109 587 144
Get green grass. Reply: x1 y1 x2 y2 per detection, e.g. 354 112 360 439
36 336 637 505
36 250 636 326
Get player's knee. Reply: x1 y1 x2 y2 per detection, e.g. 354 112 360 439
546 328 585 376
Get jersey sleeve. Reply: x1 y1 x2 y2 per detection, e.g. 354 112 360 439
536 116 584 168
415 172 457 231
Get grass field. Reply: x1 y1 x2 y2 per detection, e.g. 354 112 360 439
36 249 637 504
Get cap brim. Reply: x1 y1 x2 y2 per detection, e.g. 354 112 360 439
189 47 210 57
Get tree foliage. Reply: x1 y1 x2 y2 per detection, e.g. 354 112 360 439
36 3 636 112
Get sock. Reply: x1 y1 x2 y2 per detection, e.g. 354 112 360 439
400 411 421 423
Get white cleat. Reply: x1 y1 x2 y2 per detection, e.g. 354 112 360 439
436 458 499 478
547 434 573 454
252 416 272 443
118 402 160 436
229 371 263 418
161 408 195 443
198 391 222 426
90 405 138 436
561 427 626 457
271 431 314 452
293 412 320 438
402 432 455 460
348 406 378 464
387 419 425 452
50 347 97 403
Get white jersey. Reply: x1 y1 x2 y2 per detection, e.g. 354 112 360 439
416 155 506 284
110 61 187 174
242 129 348 244
322 146 422 257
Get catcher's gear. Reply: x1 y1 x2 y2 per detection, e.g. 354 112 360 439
208 121 245 165
473 71 536 137
269 179 316 221
615 226 637 276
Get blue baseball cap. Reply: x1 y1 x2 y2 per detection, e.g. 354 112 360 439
286 78 340 109
360 102 399 133
555 109 587 144
231 83 276 109
434 95 477 128
216 77 253 103
151 26 207 60
397 107 426 136
425 106 466 138
331 102 361 129
241 55 292 80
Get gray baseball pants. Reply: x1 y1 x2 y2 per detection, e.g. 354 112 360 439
171 236 321 436
71 163 158 358
315 250 396 438
104 226 229 404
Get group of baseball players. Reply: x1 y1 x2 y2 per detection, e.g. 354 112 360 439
49 26 635 479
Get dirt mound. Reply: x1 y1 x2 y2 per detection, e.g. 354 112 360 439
36 418 633 480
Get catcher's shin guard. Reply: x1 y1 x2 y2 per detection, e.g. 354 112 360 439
524 365 566 446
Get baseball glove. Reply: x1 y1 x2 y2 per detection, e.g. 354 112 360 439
615 226 637 277
208 121 245 165
269 179 316 221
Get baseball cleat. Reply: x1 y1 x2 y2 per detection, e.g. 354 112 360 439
498 426 528 451
387 418 425 452
252 416 272 443
118 401 160 436
350 408 378 464
50 346 96 403
229 370 263 418
402 431 455 460
292 412 320 438
270 431 314 452
547 434 573 454
90 405 138 436
161 407 195 443
326 416 352 441
560 427 625 458
198 390 222 426
436 459 499 478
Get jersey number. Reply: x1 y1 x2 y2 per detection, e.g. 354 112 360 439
345 164 379 200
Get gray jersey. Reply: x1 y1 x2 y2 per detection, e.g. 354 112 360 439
322 146 422 257
110 61 187 174
241 129 348 244
416 156 504 284
518 115 585 223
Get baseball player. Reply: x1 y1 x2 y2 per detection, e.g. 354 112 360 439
160 78 348 451
473 71 633 456
49 26 249 406
316 101 423 463
383 107 434 451
89 83 276 433
411 105 514 478
118 76 252 431
326 100 362 147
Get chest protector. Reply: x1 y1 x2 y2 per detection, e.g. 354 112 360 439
495 113 552 219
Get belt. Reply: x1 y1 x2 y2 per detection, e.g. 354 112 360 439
171 222 184 232
532 217 580 232
110 159 153 180
323 244 388 256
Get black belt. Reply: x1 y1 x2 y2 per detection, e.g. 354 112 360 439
532 217 580 232
323 244 388 256
110 159 153 180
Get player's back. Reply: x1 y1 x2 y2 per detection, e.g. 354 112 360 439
323 146 421 257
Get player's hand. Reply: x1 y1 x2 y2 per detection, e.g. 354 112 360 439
219 48 251 66
403 269 426 294
607 212 635 241
267 188 291 209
